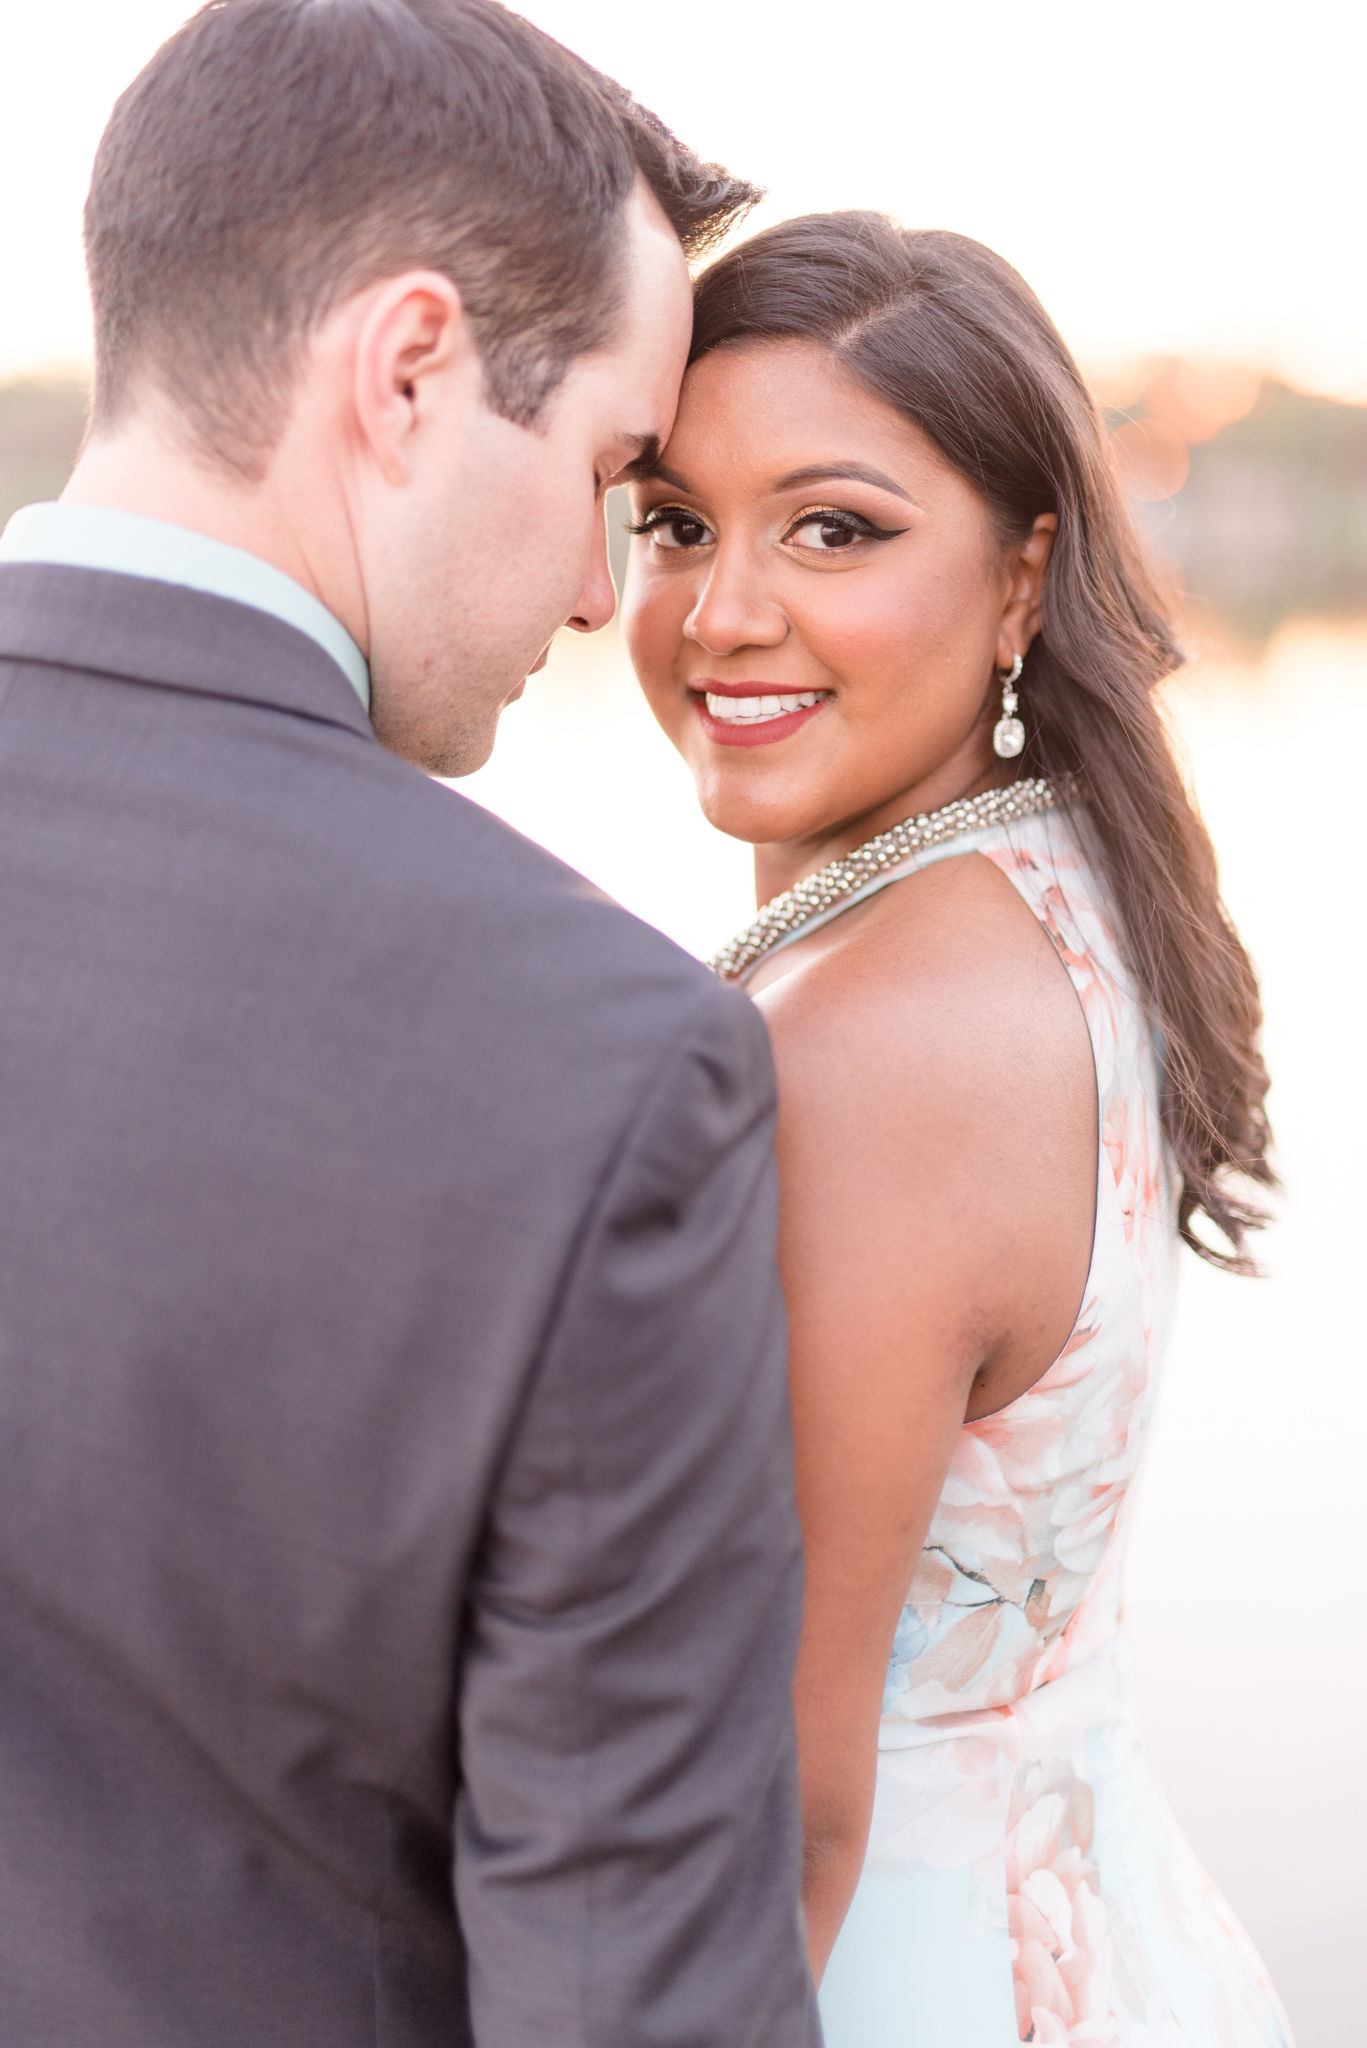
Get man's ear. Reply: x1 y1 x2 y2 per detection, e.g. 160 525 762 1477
352 271 478 486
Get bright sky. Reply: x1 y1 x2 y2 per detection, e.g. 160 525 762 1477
3 0 1363 394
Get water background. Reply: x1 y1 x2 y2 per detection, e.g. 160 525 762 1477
463 616 1367 2048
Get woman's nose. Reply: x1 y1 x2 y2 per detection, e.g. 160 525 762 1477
684 552 787 656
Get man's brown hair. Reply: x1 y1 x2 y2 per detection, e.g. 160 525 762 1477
85 0 759 477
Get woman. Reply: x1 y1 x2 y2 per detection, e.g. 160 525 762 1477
621 215 1291 2046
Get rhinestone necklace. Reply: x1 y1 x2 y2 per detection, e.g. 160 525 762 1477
709 777 1061 983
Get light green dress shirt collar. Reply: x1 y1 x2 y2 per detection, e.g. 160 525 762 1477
0 501 370 713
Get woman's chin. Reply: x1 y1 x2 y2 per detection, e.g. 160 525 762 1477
691 775 817 851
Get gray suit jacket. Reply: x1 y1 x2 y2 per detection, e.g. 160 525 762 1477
0 565 818 2048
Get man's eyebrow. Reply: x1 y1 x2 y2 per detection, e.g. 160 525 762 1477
617 435 663 481
772 462 917 504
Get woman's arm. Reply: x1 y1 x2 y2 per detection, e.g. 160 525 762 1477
754 853 1097 1980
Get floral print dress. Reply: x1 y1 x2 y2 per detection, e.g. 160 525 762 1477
751 804 1294 2048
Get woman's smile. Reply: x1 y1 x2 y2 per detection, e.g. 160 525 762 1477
693 680 834 746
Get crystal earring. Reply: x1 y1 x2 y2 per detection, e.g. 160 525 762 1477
992 654 1025 759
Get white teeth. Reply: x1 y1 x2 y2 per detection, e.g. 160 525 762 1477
704 690 827 723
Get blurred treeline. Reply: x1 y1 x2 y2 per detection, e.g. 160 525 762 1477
1099 359 1367 639
3 372 1365 640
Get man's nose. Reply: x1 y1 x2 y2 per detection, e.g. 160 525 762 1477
565 511 617 636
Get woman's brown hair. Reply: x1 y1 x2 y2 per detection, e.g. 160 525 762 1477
690 212 1272 1269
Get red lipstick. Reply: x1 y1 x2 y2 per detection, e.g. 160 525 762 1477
690 681 833 750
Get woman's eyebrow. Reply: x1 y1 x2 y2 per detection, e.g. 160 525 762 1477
772 462 918 504
619 458 920 506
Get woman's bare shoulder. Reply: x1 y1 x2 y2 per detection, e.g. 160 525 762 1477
754 849 1089 1096
756 850 1098 1417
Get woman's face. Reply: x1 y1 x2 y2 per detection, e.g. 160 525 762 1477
622 339 1052 863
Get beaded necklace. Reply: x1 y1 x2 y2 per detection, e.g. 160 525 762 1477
709 777 1060 984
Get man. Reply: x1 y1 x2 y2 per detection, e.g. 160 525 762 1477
0 3 818 2043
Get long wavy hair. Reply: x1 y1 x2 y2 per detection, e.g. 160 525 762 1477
690 212 1272 1269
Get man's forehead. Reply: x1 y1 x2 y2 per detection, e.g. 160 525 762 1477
619 184 693 325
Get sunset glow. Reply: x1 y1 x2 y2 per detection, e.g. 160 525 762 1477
1 0 1363 397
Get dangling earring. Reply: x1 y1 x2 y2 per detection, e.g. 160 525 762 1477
992 654 1025 759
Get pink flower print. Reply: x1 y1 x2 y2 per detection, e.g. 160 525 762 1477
1005 1762 1122 2044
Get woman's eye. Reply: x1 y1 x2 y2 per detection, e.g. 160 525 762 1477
628 508 714 550
787 512 864 552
